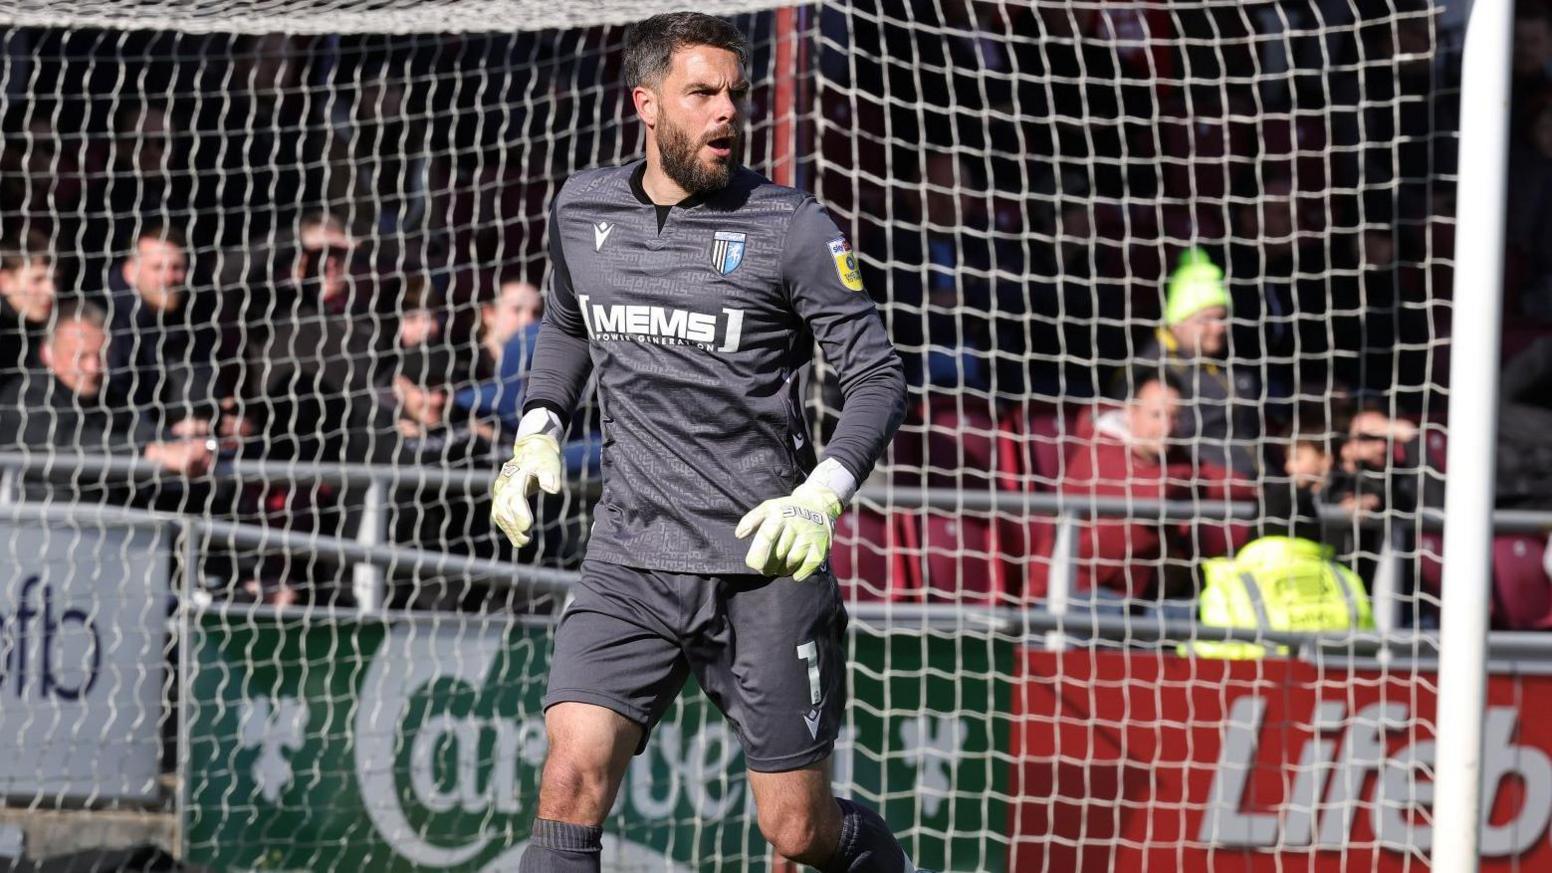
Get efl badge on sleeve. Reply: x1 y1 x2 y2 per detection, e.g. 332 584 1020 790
827 236 864 291
712 231 746 275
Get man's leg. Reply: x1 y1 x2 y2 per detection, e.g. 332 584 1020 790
691 567 910 871
517 703 640 872
748 761 913 872
521 562 692 872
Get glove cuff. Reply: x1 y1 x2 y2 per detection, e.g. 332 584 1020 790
513 433 561 456
517 407 564 440
803 457 857 506
795 480 844 521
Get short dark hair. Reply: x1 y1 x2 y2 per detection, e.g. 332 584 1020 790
1127 366 1183 400
622 12 748 90
397 346 455 389
0 230 51 272
400 272 444 312
133 219 187 251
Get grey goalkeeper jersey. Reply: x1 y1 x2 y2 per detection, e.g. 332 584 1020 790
524 160 907 574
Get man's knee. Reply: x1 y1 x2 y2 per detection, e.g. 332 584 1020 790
535 703 641 824
758 795 840 864
536 755 618 823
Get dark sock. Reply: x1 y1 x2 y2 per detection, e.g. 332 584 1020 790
821 798 915 873
517 818 604 873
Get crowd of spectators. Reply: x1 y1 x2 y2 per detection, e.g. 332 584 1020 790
0 205 572 605
0 2 1534 625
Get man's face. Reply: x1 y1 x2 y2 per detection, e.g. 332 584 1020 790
127 237 187 309
1361 231 1397 270
0 258 56 322
1286 442 1332 486
44 320 107 397
1171 305 1229 358
1516 17 1552 76
1127 380 1179 459
640 45 748 196
1343 411 1393 470
485 281 542 345
298 222 352 301
394 376 447 428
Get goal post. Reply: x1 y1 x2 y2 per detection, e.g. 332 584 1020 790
1432 0 1513 868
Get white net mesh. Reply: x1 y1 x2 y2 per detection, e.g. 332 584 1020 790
0 2 1510 872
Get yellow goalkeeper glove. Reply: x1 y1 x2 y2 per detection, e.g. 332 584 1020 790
735 480 843 581
490 433 563 548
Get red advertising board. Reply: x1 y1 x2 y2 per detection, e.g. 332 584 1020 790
1011 650 1552 872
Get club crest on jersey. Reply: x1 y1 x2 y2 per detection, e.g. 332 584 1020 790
827 236 864 291
711 230 746 275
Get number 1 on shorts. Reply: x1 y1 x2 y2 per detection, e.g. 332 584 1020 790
796 641 821 705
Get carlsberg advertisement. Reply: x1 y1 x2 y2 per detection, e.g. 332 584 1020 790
182 610 1011 872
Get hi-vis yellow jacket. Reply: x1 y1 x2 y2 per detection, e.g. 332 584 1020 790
1191 536 1375 660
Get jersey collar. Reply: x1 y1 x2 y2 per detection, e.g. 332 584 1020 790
628 160 711 210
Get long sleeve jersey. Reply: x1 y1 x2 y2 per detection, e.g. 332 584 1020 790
524 160 907 573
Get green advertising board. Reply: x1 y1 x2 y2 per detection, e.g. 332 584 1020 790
183 608 1010 872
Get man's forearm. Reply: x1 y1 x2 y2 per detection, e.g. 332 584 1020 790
817 363 907 501
521 325 592 426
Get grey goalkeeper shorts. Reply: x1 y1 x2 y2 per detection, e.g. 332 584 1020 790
543 559 849 772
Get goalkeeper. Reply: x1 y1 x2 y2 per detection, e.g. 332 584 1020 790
490 12 911 873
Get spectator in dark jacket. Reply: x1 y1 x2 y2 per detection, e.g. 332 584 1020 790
362 346 499 606
249 213 384 464
362 346 493 467
238 213 380 604
455 277 542 434
106 222 227 433
0 231 57 388
1129 247 1263 481
0 300 212 504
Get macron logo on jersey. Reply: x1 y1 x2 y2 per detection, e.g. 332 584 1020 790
576 294 746 353
593 221 613 251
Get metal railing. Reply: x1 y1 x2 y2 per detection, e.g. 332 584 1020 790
0 450 1547 649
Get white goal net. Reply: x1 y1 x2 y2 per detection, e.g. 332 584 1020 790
0 2 1508 872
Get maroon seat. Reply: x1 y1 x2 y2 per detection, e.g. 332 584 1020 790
919 513 1006 605
1493 534 1552 630
995 406 1070 492
924 397 999 489
998 516 1058 603
1423 424 1448 475
831 508 914 603
1417 530 1444 598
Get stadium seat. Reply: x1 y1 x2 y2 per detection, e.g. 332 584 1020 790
919 513 1007 605
1492 534 1552 630
924 396 999 489
831 508 916 603
995 405 1070 491
1422 423 1448 475
998 515 1058 603
1417 530 1444 597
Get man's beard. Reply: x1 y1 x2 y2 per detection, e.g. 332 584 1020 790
658 115 740 197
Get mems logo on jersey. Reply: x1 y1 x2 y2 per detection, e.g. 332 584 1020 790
828 236 864 292
576 294 746 353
